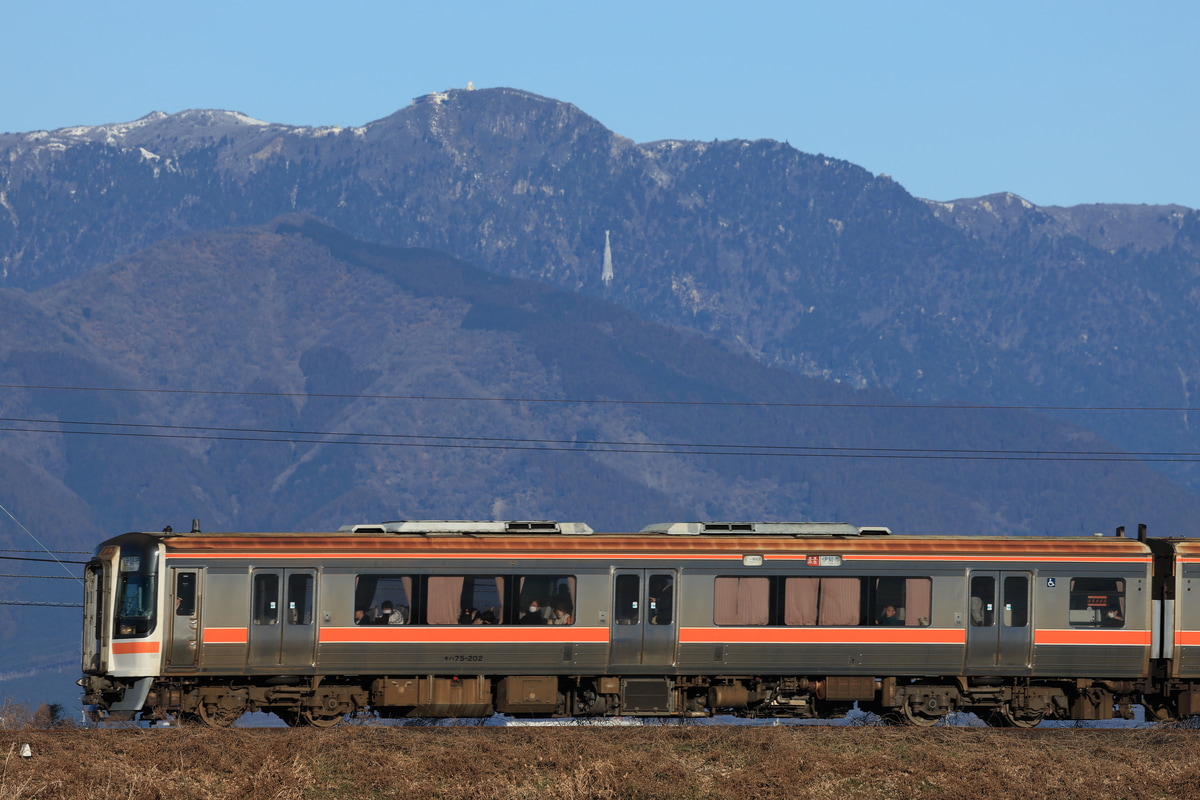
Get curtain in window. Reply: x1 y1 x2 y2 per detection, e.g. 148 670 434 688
714 577 738 624
905 578 932 626
714 577 769 625
784 577 819 626
427 576 465 624
818 578 861 626
493 576 506 622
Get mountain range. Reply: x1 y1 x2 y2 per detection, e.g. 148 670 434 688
4 86 1199 497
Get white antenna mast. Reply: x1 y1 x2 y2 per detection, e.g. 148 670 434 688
602 230 613 286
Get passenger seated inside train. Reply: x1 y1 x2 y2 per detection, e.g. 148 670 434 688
521 599 548 624
378 601 407 624
554 585 574 616
876 604 903 626
548 604 573 625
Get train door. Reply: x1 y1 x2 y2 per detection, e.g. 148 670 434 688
609 570 678 670
166 568 202 669
247 568 318 670
82 558 113 674
965 571 1032 672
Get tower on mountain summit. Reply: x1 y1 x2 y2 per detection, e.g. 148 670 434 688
602 230 613 286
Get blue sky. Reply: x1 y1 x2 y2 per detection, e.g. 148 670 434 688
4 1 1196 208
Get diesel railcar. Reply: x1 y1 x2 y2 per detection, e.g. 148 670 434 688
78 519 1200 727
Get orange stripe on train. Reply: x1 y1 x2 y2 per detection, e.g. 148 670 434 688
112 641 161 655
679 627 967 645
1033 629 1151 646
203 627 249 644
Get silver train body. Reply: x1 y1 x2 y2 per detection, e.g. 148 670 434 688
77 520 1200 726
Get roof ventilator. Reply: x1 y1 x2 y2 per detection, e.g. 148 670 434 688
640 522 890 537
337 520 594 536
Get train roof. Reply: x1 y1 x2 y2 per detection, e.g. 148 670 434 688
148 520 892 538
96 519 1159 560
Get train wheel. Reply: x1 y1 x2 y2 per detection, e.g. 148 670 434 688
280 709 345 728
197 702 244 728
301 710 346 728
284 714 348 734
1142 696 1177 722
989 704 1043 728
902 700 945 727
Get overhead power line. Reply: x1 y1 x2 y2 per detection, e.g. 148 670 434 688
0 416 1195 463
0 500 85 583
0 382 1195 413
0 549 91 555
0 554 88 565
0 601 82 608
0 574 82 580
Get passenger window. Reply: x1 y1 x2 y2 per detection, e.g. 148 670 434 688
354 575 414 625
426 576 505 625
252 573 279 626
518 575 575 625
873 577 932 627
970 576 995 627
783 577 818 625
648 574 674 625
354 573 577 626
1069 578 1125 628
781 576 861 626
287 573 313 625
716 575 935 627
815 577 861 625
615 574 639 624
175 572 196 616
1003 576 1028 627
714 577 770 625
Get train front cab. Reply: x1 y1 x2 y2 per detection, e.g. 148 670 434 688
80 532 166 718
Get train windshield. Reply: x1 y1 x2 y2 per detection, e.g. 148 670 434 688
115 566 157 639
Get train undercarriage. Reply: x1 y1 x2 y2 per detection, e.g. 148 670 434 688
79 672 1197 728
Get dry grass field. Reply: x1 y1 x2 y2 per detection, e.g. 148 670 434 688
3 723 1200 800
